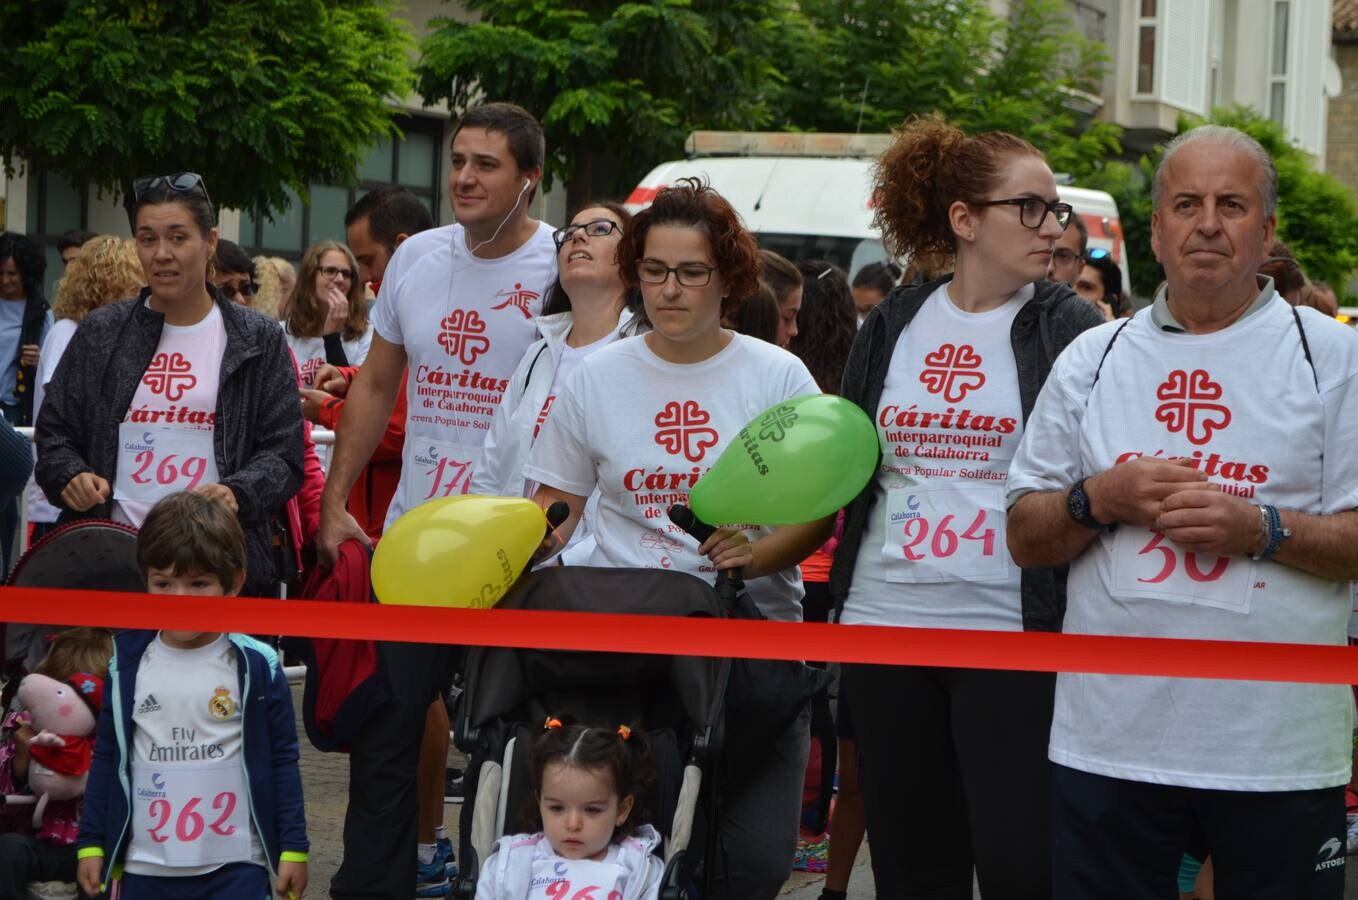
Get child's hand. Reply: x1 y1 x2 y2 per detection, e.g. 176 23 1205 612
76 856 102 897
276 860 307 899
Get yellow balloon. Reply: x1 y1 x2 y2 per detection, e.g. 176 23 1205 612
372 495 546 608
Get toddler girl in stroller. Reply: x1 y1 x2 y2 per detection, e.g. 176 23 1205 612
475 718 663 899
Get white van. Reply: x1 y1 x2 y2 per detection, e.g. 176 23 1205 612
626 131 1131 295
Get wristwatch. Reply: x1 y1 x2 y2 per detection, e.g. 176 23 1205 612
1066 478 1110 530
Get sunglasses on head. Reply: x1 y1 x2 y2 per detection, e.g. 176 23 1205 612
1085 247 1111 262
132 172 211 206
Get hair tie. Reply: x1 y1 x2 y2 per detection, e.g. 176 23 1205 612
617 724 631 741
544 716 563 731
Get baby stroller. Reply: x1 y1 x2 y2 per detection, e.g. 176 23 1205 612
452 563 729 900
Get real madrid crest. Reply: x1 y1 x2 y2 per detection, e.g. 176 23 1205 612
208 686 235 720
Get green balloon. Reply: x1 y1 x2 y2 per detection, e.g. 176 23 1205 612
690 394 878 526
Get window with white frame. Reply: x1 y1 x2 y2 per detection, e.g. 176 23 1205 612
1269 1 1291 127
1136 0 1157 95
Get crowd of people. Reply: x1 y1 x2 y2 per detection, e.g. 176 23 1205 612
0 98 1350 900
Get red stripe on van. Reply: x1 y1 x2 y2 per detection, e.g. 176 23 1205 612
626 185 666 205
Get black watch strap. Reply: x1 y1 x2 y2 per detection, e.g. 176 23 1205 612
1066 477 1109 530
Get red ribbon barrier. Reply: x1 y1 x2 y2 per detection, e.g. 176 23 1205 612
1 585 1356 684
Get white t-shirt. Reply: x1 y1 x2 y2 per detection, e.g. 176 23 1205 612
27 318 79 523
1008 297 1358 790
125 635 265 876
113 305 226 527
843 284 1028 630
528 846 628 898
372 222 557 527
524 333 821 622
285 326 373 387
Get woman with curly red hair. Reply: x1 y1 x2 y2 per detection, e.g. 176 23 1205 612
830 116 1105 898
525 178 831 899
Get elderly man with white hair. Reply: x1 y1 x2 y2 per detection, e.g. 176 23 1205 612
1007 124 1358 898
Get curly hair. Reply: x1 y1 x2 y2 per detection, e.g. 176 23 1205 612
286 241 368 342
250 255 285 321
618 177 761 315
872 115 1043 271
526 719 656 841
0 233 47 304
789 261 857 393
51 237 143 322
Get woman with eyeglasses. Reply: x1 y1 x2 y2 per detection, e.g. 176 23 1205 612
35 172 304 600
524 179 831 900
471 202 643 517
830 117 1105 899
284 241 371 387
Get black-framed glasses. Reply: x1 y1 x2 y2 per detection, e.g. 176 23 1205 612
636 259 719 287
218 280 257 299
975 196 1073 230
553 219 622 249
133 172 211 206
319 265 355 282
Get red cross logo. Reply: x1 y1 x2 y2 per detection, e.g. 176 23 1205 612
1155 369 1231 445
299 357 323 387
438 310 491 365
654 400 719 462
533 395 555 439
142 352 197 401
491 283 539 319
919 343 985 402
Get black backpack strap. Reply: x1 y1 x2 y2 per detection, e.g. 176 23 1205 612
1090 319 1132 390
322 333 350 367
1291 306 1320 392
522 343 549 391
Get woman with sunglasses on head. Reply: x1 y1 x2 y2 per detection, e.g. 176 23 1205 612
285 240 371 387
35 173 304 599
471 203 643 520
524 179 832 900
831 117 1105 899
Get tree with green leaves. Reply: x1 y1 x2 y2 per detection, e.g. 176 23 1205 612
1082 106 1358 299
0 0 415 221
416 0 789 211
771 0 1122 178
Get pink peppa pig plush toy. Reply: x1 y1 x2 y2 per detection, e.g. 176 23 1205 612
7 672 103 828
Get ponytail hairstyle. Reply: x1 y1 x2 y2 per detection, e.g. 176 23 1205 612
872 114 1043 273
528 717 655 841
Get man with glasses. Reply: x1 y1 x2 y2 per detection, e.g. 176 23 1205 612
1008 124 1358 898
1046 212 1087 286
319 103 557 900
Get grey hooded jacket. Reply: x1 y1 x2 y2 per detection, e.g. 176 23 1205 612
35 288 303 595
829 275 1106 632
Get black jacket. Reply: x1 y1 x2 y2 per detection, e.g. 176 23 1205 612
12 292 49 426
829 275 1106 632
34 288 303 594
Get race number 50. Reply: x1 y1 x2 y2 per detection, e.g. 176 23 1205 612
1133 531 1230 584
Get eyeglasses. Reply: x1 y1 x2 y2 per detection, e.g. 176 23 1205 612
218 280 257 299
636 260 719 287
553 219 622 249
1052 248 1080 265
318 265 355 282
974 197 1074 230
133 172 211 206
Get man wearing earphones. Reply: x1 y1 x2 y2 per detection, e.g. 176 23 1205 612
321 102 557 900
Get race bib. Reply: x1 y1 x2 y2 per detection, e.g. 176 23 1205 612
1109 526 1253 613
881 482 1007 583
114 423 220 503
403 438 479 511
129 759 250 867
529 856 628 900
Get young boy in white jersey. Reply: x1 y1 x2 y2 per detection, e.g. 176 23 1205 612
75 491 308 899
